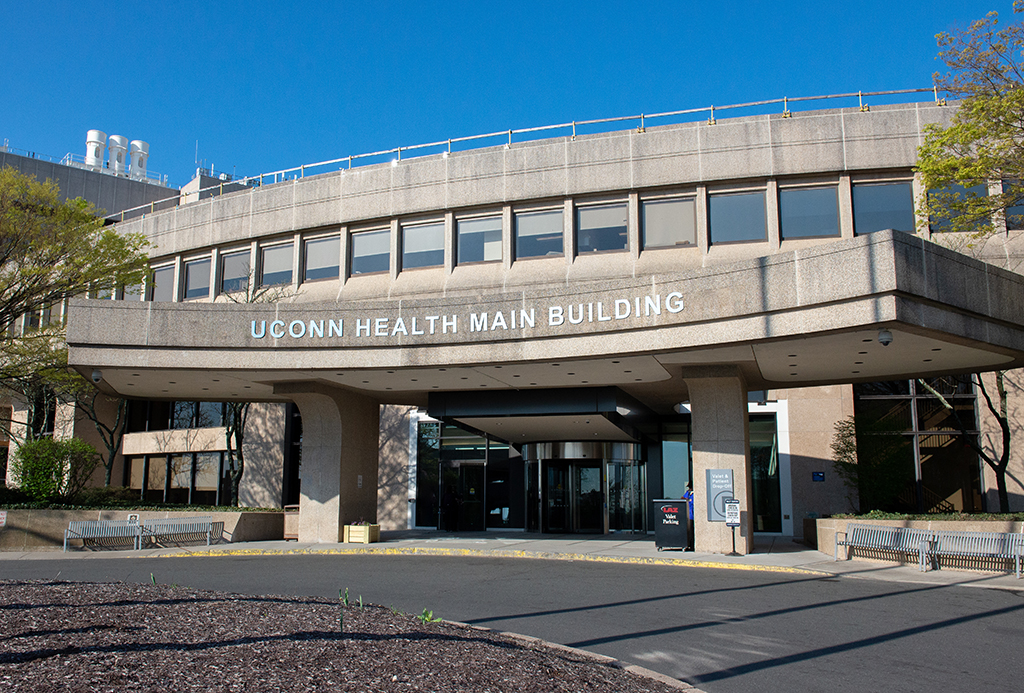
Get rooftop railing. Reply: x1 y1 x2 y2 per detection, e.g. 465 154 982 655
105 87 946 223
0 142 171 187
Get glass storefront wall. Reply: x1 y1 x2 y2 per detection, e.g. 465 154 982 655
853 376 983 513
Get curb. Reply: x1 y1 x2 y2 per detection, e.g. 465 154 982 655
157 544 829 576
446 619 705 692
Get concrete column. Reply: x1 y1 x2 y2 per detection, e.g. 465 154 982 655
682 367 754 555
275 383 380 543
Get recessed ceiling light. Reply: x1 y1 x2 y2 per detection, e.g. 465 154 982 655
387 370 395 374
862 339 872 343
494 366 502 369
582 380 589 383
132 373 140 376
788 354 797 358
168 381 176 384
362 380 370 384
567 372 575 376
461 377 468 380
530 382 537 385
852 370 860 374
244 386 251 389
624 370 632 373
552 363 560 367
611 360 620 364
411 379 418 382
635 378 642 381
202 388 208 391
386 387 392 390
858 351 868 355
439 368 447 372
854 361 863 365
932 348 942 352
789 364 797 367
790 373 798 376
512 375 520 378
161 389 168 393
212 379 220 382
924 358 933 362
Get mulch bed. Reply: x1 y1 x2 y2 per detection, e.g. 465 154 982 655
0 581 685 692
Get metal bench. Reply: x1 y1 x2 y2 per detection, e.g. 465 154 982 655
64 520 141 552
929 530 1023 579
834 524 934 571
140 516 214 547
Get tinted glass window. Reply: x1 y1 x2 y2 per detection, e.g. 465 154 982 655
172 401 195 429
457 216 502 264
260 244 293 286
780 187 839 239
709 191 767 243
577 203 627 253
149 266 175 302
642 198 696 248
515 209 563 259
852 182 914 234
1003 182 1024 230
221 251 250 294
183 258 211 300
351 229 390 275
304 236 340 281
197 401 223 427
928 183 988 232
402 222 445 270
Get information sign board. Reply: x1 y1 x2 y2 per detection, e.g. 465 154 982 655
724 498 741 527
706 469 734 522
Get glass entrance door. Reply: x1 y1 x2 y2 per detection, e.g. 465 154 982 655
458 463 486 531
542 461 604 533
574 464 604 533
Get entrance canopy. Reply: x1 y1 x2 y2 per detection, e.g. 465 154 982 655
69 230 1024 427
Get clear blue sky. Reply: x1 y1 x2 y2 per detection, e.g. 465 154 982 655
0 0 1011 188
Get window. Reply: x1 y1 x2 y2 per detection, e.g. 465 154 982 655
402 222 445 270
709 191 767 243
351 229 390 275
1002 182 1024 230
928 183 989 232
260 244 293 286
197 401 223 428
183 258 211 300
515 209 563 259
172 401 196 429
304 236 340 282
577 203 627 253
193 452 221 505
149 266 175 302
642 197 696 248
121 283 143 301
779 187 840 239
852 182 914 234
457 216 502 264
220 250 250 294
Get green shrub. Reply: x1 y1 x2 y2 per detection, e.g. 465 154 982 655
72 486 139 506
9 438 100 502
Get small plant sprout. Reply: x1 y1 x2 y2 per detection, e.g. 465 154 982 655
342 587 350 607
418 608 441 623
358 595 364 608
150 573 156 585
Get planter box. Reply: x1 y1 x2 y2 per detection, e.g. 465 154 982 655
343 524 380 544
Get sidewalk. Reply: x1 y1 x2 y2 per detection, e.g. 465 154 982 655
5 528 1022 591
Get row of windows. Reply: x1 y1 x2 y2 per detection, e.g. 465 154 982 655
137 178 921 301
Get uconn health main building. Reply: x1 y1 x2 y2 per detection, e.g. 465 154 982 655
6 95 1024 555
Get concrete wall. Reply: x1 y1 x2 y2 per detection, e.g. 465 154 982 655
977 369 1024 511
0 509 284 551
377 404 414 530
776 385 857 533
240 403 286 508
0 151 178 218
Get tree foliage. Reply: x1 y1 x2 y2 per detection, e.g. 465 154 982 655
917 2 1024 235
9 437 100 502
0 166 149 333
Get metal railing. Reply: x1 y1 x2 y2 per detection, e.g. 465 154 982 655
0 142 171 187
105 87 946 223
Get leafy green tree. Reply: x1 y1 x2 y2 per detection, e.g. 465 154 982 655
0 166 149 334
9 437 100 502
917 2 1024 235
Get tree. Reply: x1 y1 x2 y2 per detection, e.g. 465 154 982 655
0 167 149 335
8 437 100 502
917 2 1024 236
915 5 1023 512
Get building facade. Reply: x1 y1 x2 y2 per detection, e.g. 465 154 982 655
10 101 1024 553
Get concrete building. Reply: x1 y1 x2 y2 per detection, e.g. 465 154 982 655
10 100 1024 554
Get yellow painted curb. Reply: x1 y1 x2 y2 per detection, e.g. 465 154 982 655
159 545 827 576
